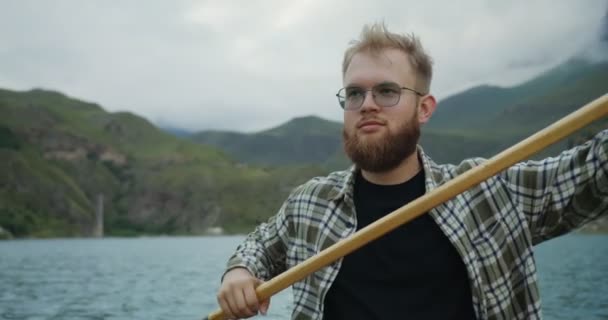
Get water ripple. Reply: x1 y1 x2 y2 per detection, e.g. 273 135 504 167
0 234 605 319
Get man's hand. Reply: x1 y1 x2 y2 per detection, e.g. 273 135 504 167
217 267 270 319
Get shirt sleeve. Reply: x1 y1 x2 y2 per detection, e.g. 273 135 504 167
501 129 608 244
222 188 297 281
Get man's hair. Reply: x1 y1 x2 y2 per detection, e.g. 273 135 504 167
342 22 433 94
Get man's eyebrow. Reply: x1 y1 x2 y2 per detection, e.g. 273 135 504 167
345 81 399 89
376 81 399 86
344 84 363 89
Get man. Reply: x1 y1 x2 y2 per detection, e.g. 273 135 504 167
216 22 607 319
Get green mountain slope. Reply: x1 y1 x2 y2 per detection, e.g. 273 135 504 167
0 89 327 237
427 59 608 133
191 116 344 166
424 59 608 161
488 60 608 133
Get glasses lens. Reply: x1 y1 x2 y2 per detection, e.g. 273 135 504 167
337 84 406 110
373 84 401 107
344 87 365 110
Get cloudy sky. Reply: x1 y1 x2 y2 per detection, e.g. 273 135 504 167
1 0 606 132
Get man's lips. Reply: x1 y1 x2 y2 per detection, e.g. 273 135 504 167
357 119 386 129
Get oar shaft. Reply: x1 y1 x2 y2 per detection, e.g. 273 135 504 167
205 94 608 320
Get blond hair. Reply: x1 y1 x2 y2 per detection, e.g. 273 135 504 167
342 22 433 94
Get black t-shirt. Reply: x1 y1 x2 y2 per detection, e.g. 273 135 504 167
323 169 476 319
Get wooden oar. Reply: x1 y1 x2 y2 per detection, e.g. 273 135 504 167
203 93 608 320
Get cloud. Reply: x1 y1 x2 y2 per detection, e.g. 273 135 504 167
0 0 606 132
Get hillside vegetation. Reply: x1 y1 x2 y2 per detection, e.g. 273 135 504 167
0 89 326 237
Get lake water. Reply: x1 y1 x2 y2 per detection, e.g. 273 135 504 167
0 234 606 320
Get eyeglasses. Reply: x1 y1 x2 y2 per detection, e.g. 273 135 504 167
336 83 424 110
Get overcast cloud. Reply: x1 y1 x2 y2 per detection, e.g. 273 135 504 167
1 0 606 132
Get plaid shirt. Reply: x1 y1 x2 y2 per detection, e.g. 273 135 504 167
225 129 608 320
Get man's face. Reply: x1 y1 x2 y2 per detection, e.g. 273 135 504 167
342 49 422 173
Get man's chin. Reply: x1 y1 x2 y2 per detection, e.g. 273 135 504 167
355 131 386 145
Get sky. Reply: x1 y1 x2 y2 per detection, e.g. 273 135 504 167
1 0 607 133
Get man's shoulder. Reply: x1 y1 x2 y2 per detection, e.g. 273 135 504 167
422 151 487 181
287 167 354 201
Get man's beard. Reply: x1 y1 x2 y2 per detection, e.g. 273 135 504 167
343 115 420 173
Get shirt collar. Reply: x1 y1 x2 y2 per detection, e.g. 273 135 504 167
328 145 439 202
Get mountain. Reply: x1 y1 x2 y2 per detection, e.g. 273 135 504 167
427 59 608 135
191 116 346 167
423 58 608 160
160 126 194 138
0 88 327 237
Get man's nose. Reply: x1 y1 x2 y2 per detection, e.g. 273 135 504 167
360 91 380 113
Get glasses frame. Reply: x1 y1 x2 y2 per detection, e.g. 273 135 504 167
336 85 425 110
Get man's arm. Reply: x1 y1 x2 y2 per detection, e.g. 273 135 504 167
217 189 297 318
502 129 608 244
223 194 294 280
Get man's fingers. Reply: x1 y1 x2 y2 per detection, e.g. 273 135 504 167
243 284 260 313
217 291 235 319
235 287 257 317
217 269 262 319
251 278 270 315
259 298 271 315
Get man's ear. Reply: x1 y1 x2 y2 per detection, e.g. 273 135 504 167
417 94 437 124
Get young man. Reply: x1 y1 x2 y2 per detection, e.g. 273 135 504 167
216 23 608 319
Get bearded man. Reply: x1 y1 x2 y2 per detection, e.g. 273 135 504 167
215 22 608 320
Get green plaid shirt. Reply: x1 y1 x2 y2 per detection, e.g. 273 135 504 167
226 129 608 320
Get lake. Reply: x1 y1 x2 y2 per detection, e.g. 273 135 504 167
0 234 606 319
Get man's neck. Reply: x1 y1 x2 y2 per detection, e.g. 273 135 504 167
360 151 421 185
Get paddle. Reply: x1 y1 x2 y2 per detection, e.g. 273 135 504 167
203 93 608 320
